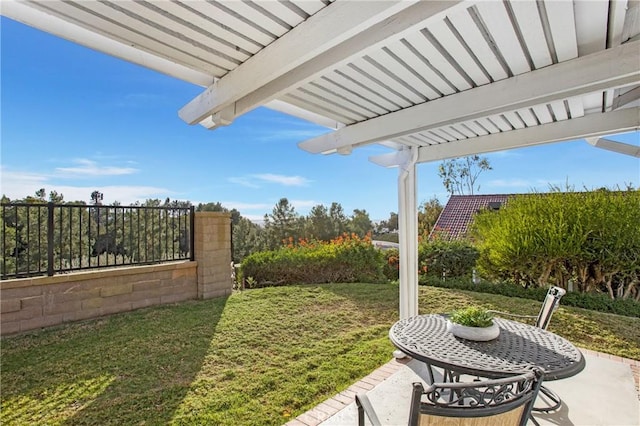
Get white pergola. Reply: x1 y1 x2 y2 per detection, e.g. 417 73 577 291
4 0 639 319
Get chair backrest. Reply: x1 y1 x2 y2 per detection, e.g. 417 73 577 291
535 286 566 330
409 369 543 426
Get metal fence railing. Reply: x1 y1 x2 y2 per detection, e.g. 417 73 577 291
1 203 194 280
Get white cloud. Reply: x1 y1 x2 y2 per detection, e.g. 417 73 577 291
243 214 266 224
218 199 318 221
220 201 273 211
289 199 318 210
0 170 49 198
252 174 311 186
227 177 260 188
55 159 137 177
91 186 174 205
228 173 312 188
0 167 171 204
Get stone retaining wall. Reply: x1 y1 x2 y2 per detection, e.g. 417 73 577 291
1 212 231 336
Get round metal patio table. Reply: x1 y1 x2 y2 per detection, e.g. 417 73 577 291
389 314 585 381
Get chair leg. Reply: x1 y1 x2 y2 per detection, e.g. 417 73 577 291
355 394 382 426
532 385 562 412
529 414 541 426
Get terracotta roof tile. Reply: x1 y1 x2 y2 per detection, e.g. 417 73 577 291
430 194 514 240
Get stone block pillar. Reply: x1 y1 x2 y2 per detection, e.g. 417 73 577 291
194 212 232 299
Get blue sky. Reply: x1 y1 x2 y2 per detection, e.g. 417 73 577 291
2 17 639 222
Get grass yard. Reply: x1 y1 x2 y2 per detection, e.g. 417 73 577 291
2 283 639 425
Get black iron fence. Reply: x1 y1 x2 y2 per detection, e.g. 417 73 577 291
1 203 194 279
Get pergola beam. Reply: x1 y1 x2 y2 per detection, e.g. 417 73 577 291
370 108 640 166
299 41 640 154
612 86 640 110
586 136 640 157
178 1 415 125
178 1 462 125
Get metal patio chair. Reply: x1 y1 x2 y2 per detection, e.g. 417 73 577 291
488 286 567 413
355 369 544 426
488 285 567 330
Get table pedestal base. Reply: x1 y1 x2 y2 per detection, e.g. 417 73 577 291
393 349 407 359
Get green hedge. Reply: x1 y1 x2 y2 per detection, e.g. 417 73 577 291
418 239 478 279
383 240 478 282
240 237 640 318
471 189 640 295
423 276 640 318
241 235 385 287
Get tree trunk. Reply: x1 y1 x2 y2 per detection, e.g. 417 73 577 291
604 279 614 300
575 264 588 292
623 279 638 299
537 261 554 287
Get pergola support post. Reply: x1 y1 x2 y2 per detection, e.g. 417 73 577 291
397 147 419 321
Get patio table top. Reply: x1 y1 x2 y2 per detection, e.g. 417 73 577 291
389 314 586 380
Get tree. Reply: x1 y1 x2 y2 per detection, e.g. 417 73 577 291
418 197 444 237
438 155 492 195
196 201 225 212
90 190 103 205
348 209 373 237
48 190 64 203
305 204 334 241
377 212 398 233
35 188 46 201
263 198 300 249
329 202 348 236
232 216 264 262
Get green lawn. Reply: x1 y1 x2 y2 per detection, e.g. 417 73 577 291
1 283 639 425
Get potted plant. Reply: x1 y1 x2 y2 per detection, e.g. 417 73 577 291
446 306 500 341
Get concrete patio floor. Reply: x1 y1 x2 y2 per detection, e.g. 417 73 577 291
285 349 639 426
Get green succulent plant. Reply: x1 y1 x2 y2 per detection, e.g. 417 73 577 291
450 306 494 328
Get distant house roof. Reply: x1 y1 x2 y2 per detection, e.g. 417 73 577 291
430 194 514 240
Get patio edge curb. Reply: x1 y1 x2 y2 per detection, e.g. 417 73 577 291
283 357 411 426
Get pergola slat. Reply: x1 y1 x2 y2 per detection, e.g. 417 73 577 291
474 1 530 76
367 47 441 100
509 0 553 69
322 71 398 113
386 38 454 97
403 31 470 92
544 0 579 62
184 1 275 48
427 18 490 87
447 8 507 82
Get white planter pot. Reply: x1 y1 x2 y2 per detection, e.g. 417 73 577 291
446 320 500 341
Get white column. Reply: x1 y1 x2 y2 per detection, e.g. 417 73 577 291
397 147 419 320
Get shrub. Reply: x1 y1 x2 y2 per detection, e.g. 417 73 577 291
471 188 640 299
240 233 384 287
383 248 400 281
381 240 478 282
418 239 479 280
423 276 640 318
